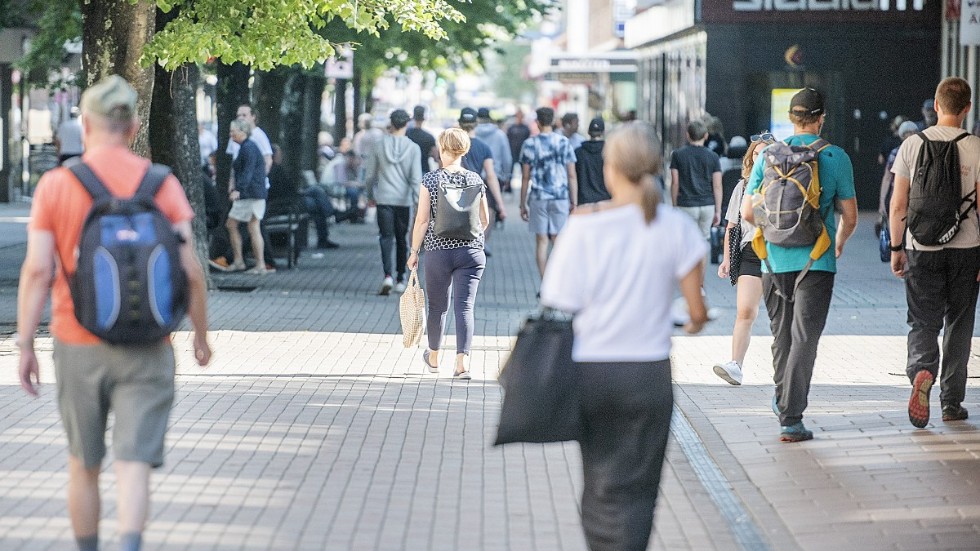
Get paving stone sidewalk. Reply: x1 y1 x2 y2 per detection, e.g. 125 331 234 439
0 196 977 550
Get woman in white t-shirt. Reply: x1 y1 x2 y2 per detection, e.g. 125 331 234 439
540 122 708 551
713 133 775 385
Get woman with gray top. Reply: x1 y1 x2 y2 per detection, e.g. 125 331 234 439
713 133 776 385
407 128 490 379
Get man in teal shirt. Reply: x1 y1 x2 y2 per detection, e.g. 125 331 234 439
742 88 858 442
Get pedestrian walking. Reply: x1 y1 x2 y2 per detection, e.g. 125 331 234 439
225 104 273 177
713 133 776 385
505 110 532 193
670 118 722 241
889 77 980 428
574 116 609 206
55 106 84 165
365 109 422 295
407 127 490 380
458 108 507 254
226 119 270 274
476 107 514 195
519 107 578 280
16 75 211 551
406 105 438 174
561 112 586 149
540 121 708 551
742 87 858 442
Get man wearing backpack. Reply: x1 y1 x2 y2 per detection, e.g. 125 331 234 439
889 77 980 428
16 75 211 551
742 87 858 443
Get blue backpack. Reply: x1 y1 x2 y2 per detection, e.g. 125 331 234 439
68 163 188 345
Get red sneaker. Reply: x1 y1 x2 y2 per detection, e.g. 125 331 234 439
908 370 934 428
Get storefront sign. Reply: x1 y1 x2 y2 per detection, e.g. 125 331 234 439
733 0 924 11
962 0 980 45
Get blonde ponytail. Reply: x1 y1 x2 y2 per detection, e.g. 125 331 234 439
640 174 660 223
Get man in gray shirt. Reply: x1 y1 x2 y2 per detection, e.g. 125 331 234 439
365 109 422 295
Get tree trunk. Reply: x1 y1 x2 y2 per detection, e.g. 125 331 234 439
352 66 362 122
150 62 211 288
302 73 325 174
333 78 348 144
254 66 289 147
278 69 306 195
215 61 250 192
80 0 156 157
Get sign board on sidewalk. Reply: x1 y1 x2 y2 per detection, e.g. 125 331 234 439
325 45 353 79
962 0 980 45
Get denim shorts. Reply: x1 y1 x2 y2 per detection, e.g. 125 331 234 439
528 198 570 236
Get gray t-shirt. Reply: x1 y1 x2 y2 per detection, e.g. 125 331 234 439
892 126 980 250
724 179 754 249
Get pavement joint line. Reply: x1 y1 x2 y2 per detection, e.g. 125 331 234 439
670 405 773 551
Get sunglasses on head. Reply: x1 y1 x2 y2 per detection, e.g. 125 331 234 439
750 131 775 143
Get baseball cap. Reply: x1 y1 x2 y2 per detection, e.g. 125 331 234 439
390 109 411 127
789 87 824 117
80 75 137 121
587 116 605 136
922 98 936 111
458 107 478 124
477 107 491 119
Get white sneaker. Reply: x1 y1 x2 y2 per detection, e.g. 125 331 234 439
713 360 743 385
394 281 407 293
379 276 394 295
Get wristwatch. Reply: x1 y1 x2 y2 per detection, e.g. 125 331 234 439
889 243 904 252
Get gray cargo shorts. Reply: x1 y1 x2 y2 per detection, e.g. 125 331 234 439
54 339 176 469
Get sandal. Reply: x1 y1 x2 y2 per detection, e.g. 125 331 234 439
422 350 439 374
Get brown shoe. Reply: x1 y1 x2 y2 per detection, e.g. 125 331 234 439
908 370 933 428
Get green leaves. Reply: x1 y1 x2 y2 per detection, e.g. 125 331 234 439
143 0 466 70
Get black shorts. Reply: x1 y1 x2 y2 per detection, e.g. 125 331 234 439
738 244 762 278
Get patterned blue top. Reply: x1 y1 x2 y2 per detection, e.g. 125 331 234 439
519 132 576 201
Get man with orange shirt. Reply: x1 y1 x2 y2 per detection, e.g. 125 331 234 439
15 76 211 551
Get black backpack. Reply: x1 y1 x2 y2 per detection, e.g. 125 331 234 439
434 170 484 241
68 163 189 346
907 132 977 246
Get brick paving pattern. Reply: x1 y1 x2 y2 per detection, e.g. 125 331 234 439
0 197 977 550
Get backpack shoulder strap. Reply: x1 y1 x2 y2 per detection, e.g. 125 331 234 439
134 163 172 202
68 163 112 202
916 131 931 144
952 132 970 144
808 138 830 152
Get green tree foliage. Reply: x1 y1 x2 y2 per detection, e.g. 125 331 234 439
9 0 81 86
145 0 465 71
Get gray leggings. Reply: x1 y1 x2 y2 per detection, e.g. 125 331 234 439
423 247 486 355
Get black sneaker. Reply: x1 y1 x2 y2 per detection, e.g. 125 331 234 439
942 403 969 422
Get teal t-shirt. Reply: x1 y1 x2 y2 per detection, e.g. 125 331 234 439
745 134 856 274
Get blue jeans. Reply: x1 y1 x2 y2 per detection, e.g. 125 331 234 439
423 247 486 355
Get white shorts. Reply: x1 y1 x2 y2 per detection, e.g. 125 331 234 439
228 199 266 222
527 198 570 236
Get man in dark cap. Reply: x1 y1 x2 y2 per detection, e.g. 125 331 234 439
574 116 610 205
406 105 437 174
742 87 857 443
364 109 422 295
458 107 507 254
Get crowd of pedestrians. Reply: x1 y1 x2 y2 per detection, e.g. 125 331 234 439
13 72 980 551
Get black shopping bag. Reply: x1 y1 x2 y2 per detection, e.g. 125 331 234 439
494 311 582 445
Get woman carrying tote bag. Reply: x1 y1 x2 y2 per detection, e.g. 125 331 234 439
407 128 490 379
540 122 708 551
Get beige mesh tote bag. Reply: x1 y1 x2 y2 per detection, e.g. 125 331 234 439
400 269 426 347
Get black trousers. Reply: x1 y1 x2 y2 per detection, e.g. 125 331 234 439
376 204 410 281
763 271 834 426
578 360 672 551
905 247 980 406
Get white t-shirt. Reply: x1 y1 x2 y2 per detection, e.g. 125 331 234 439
724 179 754 249
892 126 980 250
540 203 708 362
199 129 218 165
226 126 273 159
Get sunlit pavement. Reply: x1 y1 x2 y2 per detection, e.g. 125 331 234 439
0 193 977 550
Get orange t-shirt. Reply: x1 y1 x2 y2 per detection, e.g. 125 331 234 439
28 145 195 345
